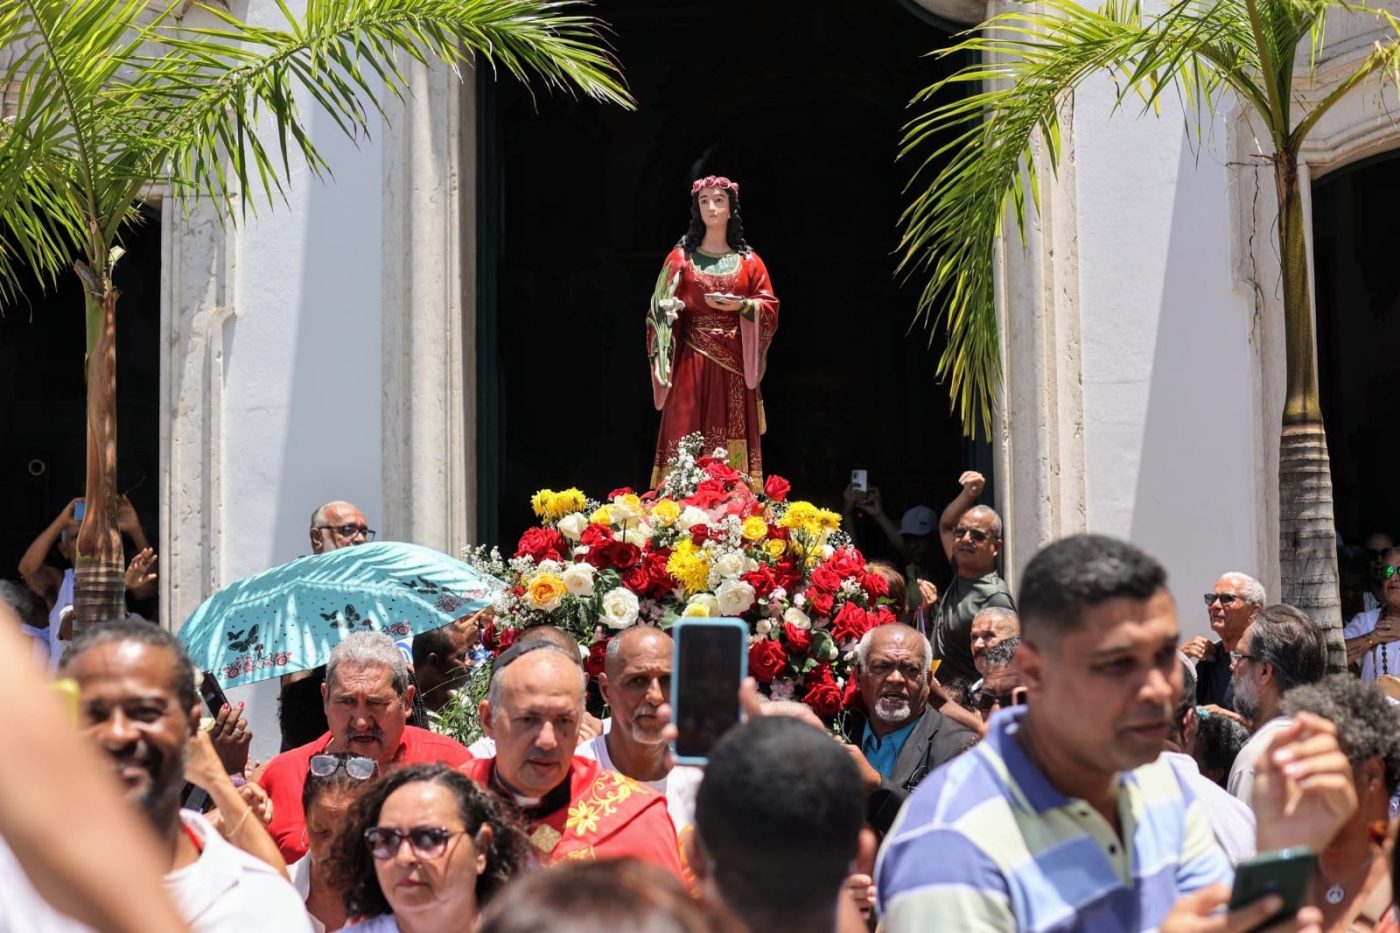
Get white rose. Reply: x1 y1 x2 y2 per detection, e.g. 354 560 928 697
783 607 812 630
679 506 709 529
623 526 649 547
716 579 756 616
536 559 563 575
819 544 835 559
687 593 721 618
600 587 640 629
714 552 746 579
610 498 640 524
557 513 588 541
561 562 596 597
756 619 773 635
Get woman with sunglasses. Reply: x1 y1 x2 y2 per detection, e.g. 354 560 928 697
329 763 530 932
291 753 377 932
1344 548 1400 681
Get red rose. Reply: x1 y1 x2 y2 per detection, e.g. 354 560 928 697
802 665 843 718
829 548 865 579
862 570 890 599
644 551 676 599
621 566 649 594
608 487 635 499
763 475 791 502
868 606 898 628
496 626 518 651
689 523 710 546
515 526 565 562
806 589 835 618
687 479 727 509
481 617 498 650
810 566 841 594
842 676 864 712
782 621 813 655
772 556 802 593
742 565 778 599
579 523 614 550
606 541 642 570
703 459 744 484
830 602 870 643
748 639 788 684
584 640 608 678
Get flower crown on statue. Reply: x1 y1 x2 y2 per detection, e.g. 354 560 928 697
691 175 740 198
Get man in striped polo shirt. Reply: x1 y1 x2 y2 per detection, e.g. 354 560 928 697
877 534 1352 931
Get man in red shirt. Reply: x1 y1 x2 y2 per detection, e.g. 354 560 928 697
460 639 684 878
258 632 470 861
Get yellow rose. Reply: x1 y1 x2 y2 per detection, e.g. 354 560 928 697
650 499 681 526
525 573 567 612
590 506 613 526
548 488 587 521
682 601 710 617
741 516 769 541
764 538 787 559
531 489 555 518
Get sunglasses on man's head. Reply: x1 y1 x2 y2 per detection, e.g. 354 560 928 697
364 825 464 861
953 526 990 542
308 754 378 780
1203 593 1245 607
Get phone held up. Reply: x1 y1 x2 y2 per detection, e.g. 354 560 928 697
850 469 868 494
670 618 749 765
73 499 85 521
1228 847 1317 929
197 670 231 717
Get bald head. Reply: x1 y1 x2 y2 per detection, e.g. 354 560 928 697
601 627 672 748
309 500 370 554
971 607 1020 675
604 625 672 679
516 624 581 656
483 646 587 797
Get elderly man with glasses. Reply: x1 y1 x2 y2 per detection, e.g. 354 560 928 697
927 470 1015 687
1180 572 1266 712
308 501 375 554
258 632 471 863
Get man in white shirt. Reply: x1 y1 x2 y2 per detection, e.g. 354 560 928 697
1228 604 1328 805
60 619 312 933
591 625 703 840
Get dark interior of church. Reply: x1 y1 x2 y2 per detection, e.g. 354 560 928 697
478 0 977 581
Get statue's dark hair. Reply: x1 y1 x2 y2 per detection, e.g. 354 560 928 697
678 186 752 255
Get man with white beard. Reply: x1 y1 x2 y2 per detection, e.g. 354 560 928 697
588 625 703 845
842 624 979 835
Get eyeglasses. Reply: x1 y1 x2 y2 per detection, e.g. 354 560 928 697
1203 593 1245 607
1382 565 1400 580
974 689 1018 711
315 524 375 541
1228 651 1257 665
364 826 464 861
308 754 378 780
953 527 990 542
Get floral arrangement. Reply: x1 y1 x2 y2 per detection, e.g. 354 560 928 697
462 435 897 720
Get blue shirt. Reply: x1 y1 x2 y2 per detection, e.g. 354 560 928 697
861 717 919 779
876 706 1232 932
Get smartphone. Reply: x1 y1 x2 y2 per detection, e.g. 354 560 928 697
850 469 868 493
671 618 749 765
1228 847 1316 927
73 499 85 521
197 670 230 716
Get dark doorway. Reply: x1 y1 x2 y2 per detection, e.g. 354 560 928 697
0 209 162 595
478 0 970 577
1313 151 1400 543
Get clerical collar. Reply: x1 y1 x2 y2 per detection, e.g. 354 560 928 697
490 765 571 820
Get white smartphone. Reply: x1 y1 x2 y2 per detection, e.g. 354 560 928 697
851 469 868 493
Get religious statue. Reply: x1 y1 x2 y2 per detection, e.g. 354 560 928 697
648 175 779 486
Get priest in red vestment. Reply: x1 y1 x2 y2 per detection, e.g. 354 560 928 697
648 175 778 485
463 640 684 877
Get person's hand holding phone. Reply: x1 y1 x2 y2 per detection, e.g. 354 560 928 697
1160 885 1322 933
208 701 251 775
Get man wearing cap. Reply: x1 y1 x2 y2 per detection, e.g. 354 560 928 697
928 471 1014 686
461 639 684 877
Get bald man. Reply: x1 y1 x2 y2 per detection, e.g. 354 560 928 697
308 501 372 554
461 641 684 876
590 626 703 840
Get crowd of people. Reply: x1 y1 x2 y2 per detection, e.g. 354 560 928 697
6 477 1400 932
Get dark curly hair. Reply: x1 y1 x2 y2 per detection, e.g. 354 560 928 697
678 186 751 256
329 763 532 919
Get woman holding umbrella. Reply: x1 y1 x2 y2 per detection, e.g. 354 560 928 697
330 764 530 932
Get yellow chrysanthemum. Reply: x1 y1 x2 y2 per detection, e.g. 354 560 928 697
814 509 842 532
741 516 769 542
547 488 587 521
777 501 818 531
650 499 681 526
667 541 711 594
590 505 613 526
531 489 555 518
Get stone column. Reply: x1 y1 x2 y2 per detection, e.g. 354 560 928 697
379 59 475 554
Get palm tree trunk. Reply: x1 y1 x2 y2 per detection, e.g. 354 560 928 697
1274 153 1345 673
71 274 125 634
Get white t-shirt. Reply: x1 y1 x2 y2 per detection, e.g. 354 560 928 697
287 856 326 933
1343 608 1400 682
0 834 93 932
1163 751 1256 866
585 733 703 837
1227 716 1292 807
168 811 313 933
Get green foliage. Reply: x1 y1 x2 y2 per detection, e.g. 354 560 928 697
433 660 493 746
901 0 1400 435
0 0 633 308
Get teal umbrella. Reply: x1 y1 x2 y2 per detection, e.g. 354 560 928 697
177 542 502 688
